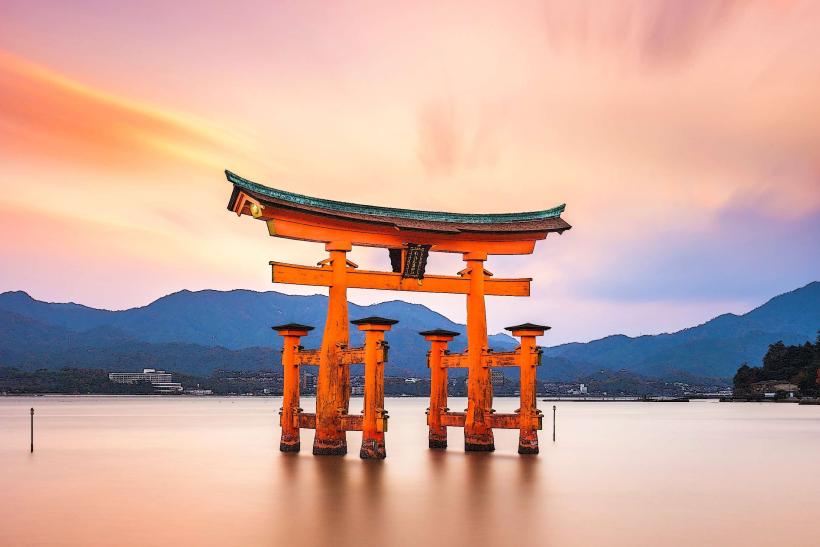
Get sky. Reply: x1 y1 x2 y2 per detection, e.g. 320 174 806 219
0 0 818 344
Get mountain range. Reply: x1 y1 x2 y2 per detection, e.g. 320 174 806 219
0 282 817 382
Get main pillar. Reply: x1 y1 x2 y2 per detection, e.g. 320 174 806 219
420 329 459 449
273 323 314 452
463 251 494 451
314 241 352 455
353 317 397 459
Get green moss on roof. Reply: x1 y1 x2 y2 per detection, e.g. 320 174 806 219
226 170 566 224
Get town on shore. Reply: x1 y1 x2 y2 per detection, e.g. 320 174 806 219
4 336 818 401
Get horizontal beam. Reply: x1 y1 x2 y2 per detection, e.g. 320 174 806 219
294 349 320 366
293 347 367 366
432 411 542 430
295 412 370 432
340 414 363 432
270 262 530 296
264 216 543 255
439 350 531 368
297 412 316 429
440 411 467 427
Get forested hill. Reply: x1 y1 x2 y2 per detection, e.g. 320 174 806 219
0 282 817 380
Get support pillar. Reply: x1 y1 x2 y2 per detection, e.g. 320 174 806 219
314 241 353 455
420 329 460 449
506 323 549 455
353 317 396 459
463 251 494 451
273 323 314 452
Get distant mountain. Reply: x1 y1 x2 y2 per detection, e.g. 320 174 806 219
543 282 820 379
0 282 817 380
0 290 517 376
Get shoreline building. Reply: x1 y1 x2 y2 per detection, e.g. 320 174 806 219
108 368 183 394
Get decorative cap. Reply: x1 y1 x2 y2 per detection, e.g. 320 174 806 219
351 316 399 326
272 323 315 332
418 329 460 337
505 322 551 332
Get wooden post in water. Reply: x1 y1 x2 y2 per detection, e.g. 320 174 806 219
353 316 397 459
420 329 460 449
553 405 556 442
463 251 494 452
314 241 353 456
506 323 549 454
30 407 34 453
273 323 314 452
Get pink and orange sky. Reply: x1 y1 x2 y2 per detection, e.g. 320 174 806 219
0 1 818 344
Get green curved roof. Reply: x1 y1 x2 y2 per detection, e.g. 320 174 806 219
226 170 565 224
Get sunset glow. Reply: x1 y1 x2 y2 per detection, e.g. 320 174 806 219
1 0 818 343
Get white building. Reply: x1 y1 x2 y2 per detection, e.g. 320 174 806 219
108 369 182 394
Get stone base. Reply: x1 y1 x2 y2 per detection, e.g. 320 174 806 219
279 441 300 453
359 439 386 460
313 438 347 456
429 438 448 449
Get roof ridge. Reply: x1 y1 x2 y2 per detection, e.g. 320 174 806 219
225 170 566 223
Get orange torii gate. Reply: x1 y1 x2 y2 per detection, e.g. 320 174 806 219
225 170 571 457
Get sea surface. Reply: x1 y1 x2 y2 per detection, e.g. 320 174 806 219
1 396 819 547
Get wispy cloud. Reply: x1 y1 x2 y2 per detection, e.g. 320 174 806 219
0 50 241 169
540 0 778 68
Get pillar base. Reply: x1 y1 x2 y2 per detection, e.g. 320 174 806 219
279 440 300 453
518 443 539 455
313 438 347 456
429 437 448 450
465 431 495 452
465 442 495 452
359 440 386 460
518 432 539 455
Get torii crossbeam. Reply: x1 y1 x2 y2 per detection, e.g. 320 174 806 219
225 169 571 456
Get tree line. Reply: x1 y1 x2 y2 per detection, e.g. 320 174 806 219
733 334 820 397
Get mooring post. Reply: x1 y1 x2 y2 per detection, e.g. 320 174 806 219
506 323 549 454
30 407 34 453
273 323 314 452
353 316 397 459
420 329 460 449
553 405 556 442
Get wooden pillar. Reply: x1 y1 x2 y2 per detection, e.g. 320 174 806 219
463 251 494 451
506 323 549 455
421 329 459 449
273 323 314 452
314 241 352 455
353 317 397 459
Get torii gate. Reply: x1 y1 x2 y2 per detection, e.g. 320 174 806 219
225 170 571 457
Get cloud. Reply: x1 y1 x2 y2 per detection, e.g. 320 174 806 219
416 97 505 177
0 49 240 170
540 0 774 68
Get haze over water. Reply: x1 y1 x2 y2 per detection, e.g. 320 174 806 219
2 397 819 547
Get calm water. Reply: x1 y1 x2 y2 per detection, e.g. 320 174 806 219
1 397 819 547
